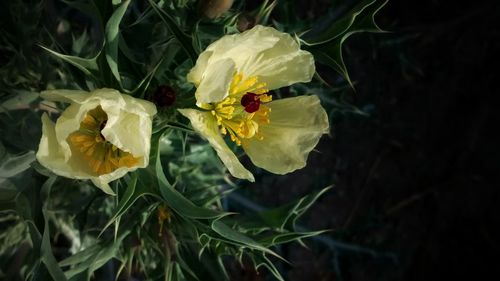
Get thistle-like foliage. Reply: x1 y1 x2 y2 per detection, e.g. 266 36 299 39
0 0 388 280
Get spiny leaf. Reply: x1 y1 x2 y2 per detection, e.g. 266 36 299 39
99 174 139 236
105 0 131 87
41 209 68 281
251 253 285 281
58 245 101 267
302 0 378 46
211 220 284 261
148 0 198 63
39 45 100 78
62 231 130 280
234 186 332 232
0 145 35 178
154 132 229 220
130 37 177 98
302 0 388 86
259 230 330 247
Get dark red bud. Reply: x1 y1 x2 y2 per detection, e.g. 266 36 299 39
152 85 176 107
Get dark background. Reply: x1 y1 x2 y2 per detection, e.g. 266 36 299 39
238 0 500 280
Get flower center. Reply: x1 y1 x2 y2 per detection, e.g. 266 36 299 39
241 92 261 113
67 106 140 175
202 73 272 146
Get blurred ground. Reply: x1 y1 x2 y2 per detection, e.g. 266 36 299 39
241 1 500 280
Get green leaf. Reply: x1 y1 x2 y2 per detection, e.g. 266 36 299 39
150 132 230 219
0 141 35 178
259 230 329 247
211 220 283 260
41 209 68 281
302 0 382 46
39 45 100 77
252 253 285 281
314 45 353 86
61 231 130 280
0 90 39 113
99 174 140 236
154 133 228 220
58 244 101 267
148 0 198 63
105 0 131 87
237 186 332 232
0 181 18 211
255 0 278 26
130 37 178 97
20 177 67 281
302 0 388 86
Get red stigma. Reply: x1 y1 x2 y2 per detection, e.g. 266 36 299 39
241 92 260 113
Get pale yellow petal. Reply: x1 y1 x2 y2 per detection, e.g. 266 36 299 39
90 180 115 195
250 49 315 91
101 107 150 165
36 113 90 179
54 102 100 161
187 50 214 86
38 88 157 195
190 25 314 92
178 108 254 181
240 26 315 90
204 25 283 71
94 88 157 117
91 167 133 196
241 95 329 174
194 58 236 105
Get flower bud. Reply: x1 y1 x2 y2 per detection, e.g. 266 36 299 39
237 13 257 32
199 0 234 19
152 85 176 107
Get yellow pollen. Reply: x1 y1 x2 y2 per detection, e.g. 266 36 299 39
67 106 140 175
204 72 273 145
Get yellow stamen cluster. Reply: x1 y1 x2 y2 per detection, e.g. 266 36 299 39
208 73 272 145
67 106 140 175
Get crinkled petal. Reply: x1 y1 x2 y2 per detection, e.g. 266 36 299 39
249 49 314 91
96 89 157 117
189 25 314 93
100 91 156 162
240 26 315 90
194 58 236 105
54 102 100 161
241 95 329 174
187 50 214 87
38 88 156 195
178 108 254 181
36 113 73 177
51 89 156 163
204 25 283 70
36 114 97 178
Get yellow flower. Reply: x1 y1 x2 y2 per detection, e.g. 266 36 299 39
179 25 329 181
36 88 157 194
